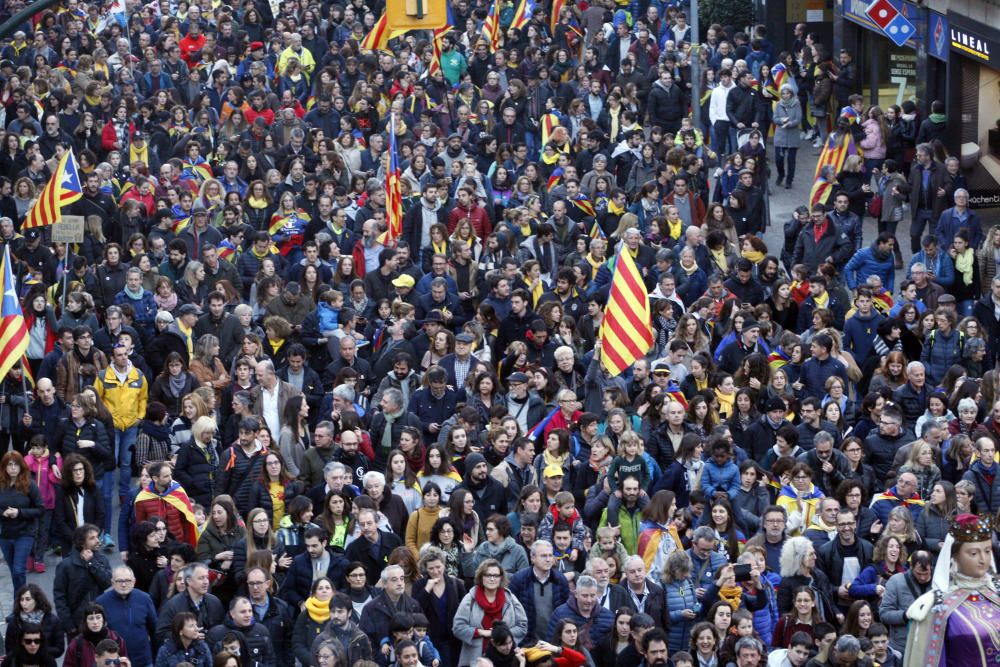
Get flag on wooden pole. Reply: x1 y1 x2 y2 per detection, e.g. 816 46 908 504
23 148 83 229
598 248 653 376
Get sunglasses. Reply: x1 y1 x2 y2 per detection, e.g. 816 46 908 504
22 639 40 645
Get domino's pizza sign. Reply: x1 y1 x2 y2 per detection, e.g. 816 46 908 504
865 0 916 46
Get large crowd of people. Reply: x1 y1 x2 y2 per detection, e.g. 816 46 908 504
0 1 996 667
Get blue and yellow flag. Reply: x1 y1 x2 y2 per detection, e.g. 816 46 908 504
0 246 30 382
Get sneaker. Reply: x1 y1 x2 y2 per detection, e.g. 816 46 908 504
34 561 45 573
813 138 824 148
775 176 784 187
26 555 33 571
101 533 115 552
785 181 793 189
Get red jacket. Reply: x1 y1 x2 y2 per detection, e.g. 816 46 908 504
244 105 275 126
179 33 206 68
664 191 707 227
120 188 156 216
447 203 492 240
100 120 135 152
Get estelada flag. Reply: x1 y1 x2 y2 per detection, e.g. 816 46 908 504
598 247 653 376
0 245 30 383
23 147 83 229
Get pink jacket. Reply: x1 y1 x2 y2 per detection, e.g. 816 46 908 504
25 453 61 509
860 118 887 159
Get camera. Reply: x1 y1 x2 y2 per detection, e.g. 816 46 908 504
733 563 752 582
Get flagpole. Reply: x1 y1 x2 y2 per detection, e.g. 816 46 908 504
61 242 71 315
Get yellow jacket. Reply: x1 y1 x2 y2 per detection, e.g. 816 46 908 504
277 46 315 77
95 364 148 430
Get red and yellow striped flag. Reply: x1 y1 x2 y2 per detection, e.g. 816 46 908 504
814 132 859 180
360 14 410 51
598 248 653 376
482 0 502 49
377 113 404 246
550 0 566 33
23 148 84 229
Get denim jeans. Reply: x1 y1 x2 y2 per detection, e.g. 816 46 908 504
0 535 35 592
116 425 138 498
100 471 114 536
774 147 798 183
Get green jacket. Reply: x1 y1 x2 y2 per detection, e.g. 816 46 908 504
598 504 643 555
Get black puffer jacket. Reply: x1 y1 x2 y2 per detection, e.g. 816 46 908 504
52 485 105 552
0 482 43 540
173 439 219 507
4 610 65 660
54 418 114 477
215 444 268 518
53 549 113 634
206 616 276 667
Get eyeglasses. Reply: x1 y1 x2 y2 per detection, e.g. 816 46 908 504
347 572 366 578
22 639 40 645
113 578 135 584
484 573 502 579
247 580 267 586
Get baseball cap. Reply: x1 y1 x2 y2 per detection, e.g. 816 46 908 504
392 275 415 288
543 464 564 479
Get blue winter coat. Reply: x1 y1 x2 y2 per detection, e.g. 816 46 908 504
844 244 895 291
701 459 740 500
96 589 158 667
114 289 159 332
508 567 571 640
315 301 340 333
687 547 729 590
546 596 614 649
664 579 698 652
908 250 955 288
920 328 964 386
753 573 780 647
850 563 904 601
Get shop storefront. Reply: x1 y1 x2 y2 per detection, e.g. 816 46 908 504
945 14 1000 211
835 0 936 112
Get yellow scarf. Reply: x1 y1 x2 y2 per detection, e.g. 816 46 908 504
608 198 625 216
610 107 620 141
543 449 567 468
666 217 682 240
814 290 830 309
305 597 330 623
530 280 544 306
742 249 765 264
248 196 269 209
432 240 448 256
710 247 728 272
177 322 194 356
955 249 974 285
585 254 602 278
719 585 743 610
715 389 735 419
130 143 148 166
681 261 699 276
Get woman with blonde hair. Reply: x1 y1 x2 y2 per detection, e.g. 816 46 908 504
176 260 207 310
188 334 230 403
174 415 220 507
836 154 869 219
898 440 942 500
169 392 211 450
12 177 36 221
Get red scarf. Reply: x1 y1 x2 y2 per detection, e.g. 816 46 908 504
813 219 829 244
474 586 507 650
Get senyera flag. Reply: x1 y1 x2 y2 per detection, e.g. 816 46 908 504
598 247 654 376
0 245 30 383
23 147 83 229
377 113 404 246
